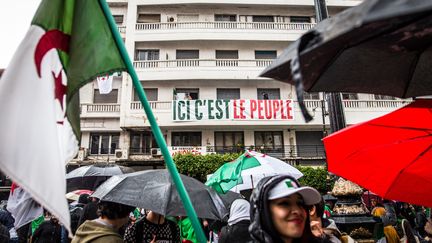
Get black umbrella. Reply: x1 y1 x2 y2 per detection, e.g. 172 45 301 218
92 169 241 220
66 164 134 191
261 0 432 119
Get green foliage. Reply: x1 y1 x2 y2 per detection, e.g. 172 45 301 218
173 153 241 182
173 153 334 192
296 166 334 193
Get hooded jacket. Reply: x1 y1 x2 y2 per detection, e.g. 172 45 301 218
249 175 330 243
72 220 123 243
219 199 251 243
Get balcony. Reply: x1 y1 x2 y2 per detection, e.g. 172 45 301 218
134 21 315 41
125 99 409 127
133 59 272 80
80 103 121 118
136 22 315 31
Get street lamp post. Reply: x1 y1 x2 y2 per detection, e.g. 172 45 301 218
314 0 347 133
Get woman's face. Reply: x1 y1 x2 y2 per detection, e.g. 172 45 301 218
269 193 307 241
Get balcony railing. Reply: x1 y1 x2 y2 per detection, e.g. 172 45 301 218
342 100 409 109
129 100 409 112
136 22 316 31
118 26 126 33
133 59 274 69
130 101 171 110
81 103 120 113
128 145 325 159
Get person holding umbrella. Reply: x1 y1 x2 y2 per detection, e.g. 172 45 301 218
249 175 331 243
72 200 135 243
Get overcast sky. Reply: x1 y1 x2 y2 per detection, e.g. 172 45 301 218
0 1 41 68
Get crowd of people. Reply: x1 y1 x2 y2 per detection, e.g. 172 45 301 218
0 175 431 243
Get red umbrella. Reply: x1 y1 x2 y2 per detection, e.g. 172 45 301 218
323 99 432 207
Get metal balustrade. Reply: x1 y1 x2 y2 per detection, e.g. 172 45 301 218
128 145 325 159
135 22 316 31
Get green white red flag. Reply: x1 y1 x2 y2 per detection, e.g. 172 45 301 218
0 0 126 232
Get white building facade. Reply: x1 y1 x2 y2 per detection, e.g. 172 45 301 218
75 0 409 168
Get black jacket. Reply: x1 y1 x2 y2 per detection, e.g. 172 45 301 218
219 220 252 243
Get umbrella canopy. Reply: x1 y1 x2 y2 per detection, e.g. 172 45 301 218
206 150 303 193
66 164 134 191
92 169 241 220
261 0 432 99
323 99 432 207
65 189 93 201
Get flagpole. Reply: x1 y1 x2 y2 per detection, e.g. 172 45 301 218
98 1 207 242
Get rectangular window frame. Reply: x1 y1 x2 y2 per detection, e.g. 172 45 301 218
89 133 120 155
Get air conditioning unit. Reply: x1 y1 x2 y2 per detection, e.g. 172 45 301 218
167 16 175 22
151 148 162 157
115 149 128 160
77 149 87 161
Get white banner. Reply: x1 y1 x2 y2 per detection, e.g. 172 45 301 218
172 99 294 121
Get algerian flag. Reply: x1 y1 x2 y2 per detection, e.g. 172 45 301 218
0 0 126 232
206 151 303 193
97 74 114 94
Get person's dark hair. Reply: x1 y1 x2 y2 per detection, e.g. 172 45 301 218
97 201 134 220
402 219 417 243
249 175 322 243
312 198 325 219
78 194 90 204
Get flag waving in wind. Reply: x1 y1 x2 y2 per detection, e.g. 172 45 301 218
0 0 126 232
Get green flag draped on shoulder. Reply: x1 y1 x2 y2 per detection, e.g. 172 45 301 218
0 0 126 232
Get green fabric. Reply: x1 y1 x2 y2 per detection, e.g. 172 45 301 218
205 152 261 193
133 208 141 219
178 218 197 243
31 0 126 139
31 215 45 235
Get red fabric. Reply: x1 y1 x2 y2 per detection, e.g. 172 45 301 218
323 99 432 207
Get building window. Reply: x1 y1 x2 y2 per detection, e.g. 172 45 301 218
217 88 240 100
252 16 274 22
113 15 124 25
215 14 236 22
257 88 280 100
254 131 284 155
216 50 239 59
177 14 199 22
135 49 159 61
295 131 325 157
303 91 320 100
341 93 359 100
290 16 311 23
374 94 396 100
174 88 199 100
89 133 120 155
93 89 118 103
215 132 244 153
130 131 159 154
255 50 277 59
216 50 238 66
176 50 199 59
133 88 158 101
137 14 161 23
172 132 202 146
